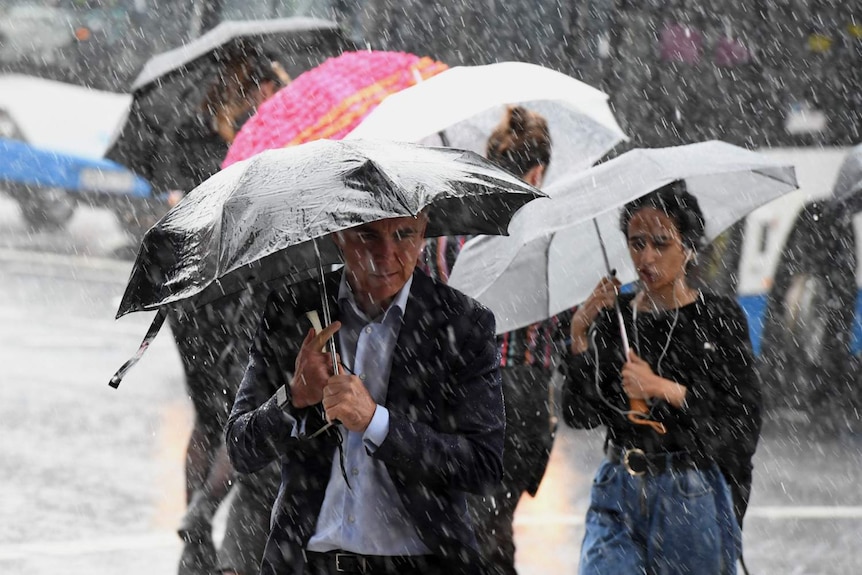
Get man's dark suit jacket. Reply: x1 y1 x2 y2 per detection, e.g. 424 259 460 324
226 270 504 575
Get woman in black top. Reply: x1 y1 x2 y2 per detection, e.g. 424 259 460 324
563 181 762 574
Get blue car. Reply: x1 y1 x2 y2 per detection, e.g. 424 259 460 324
0 137 153 229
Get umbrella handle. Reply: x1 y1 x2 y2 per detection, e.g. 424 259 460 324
627 398 667 434
305 311 327 353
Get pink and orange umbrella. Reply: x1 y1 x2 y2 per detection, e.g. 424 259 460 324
222 50 447 168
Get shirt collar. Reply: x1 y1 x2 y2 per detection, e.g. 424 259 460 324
337 270 413 325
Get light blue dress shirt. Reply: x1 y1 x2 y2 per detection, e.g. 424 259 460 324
306 273 430 555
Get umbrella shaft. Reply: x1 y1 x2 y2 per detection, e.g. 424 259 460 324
615 305 630 357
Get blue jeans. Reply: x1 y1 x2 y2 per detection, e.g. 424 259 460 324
579 459 740 575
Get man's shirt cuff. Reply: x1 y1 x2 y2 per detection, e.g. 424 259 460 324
362 405 389 452
291 414 307 438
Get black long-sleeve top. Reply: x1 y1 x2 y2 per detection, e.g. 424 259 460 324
562 291 762 524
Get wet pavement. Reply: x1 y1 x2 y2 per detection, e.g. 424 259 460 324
0 197 861 574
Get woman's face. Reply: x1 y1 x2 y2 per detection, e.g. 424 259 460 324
626 207 690 293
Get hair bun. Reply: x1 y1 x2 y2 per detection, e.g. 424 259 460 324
486 106 551 178
507 106 529 135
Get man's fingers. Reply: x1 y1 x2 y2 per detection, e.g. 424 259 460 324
311 321 342 350
301 328 315 347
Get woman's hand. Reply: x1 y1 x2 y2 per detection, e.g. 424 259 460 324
621 351 687 408
570 275 621 354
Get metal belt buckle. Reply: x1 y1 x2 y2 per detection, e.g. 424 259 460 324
623 447 648 476
335 553 367 573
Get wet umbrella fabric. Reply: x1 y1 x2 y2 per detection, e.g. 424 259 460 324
345 61 628 184
110 139 543 387
105 18 349 189
447 141 799 334
223 51 448 167
833 143 862 204
130 18 344 92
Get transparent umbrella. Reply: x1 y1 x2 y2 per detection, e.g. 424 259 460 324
448 141 799 333
449 141 798 432
345 61 628 185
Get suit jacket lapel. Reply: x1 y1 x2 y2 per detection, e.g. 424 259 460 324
388 271 436 408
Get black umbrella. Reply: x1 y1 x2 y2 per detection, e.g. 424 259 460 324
105 17 352 191
130 18 347 92
110 139 545 387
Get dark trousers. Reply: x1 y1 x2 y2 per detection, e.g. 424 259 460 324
470 483 522 575
469 365 556 575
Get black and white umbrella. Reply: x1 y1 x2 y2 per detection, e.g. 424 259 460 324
110 138 544 387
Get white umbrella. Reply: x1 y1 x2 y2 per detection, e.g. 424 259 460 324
833 143 862 203
447 141 799 334
345 61 628 184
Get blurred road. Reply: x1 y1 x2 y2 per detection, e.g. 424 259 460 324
0 197 861 574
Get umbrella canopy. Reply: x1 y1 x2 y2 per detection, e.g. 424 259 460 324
117 139 544 318
345 61 628 184
106 18 351 190
131 17 344 91
223 51 448 167
447 141 799 334
0 137 151 197
833 143 862 202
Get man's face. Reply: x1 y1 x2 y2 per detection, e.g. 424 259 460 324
334 216 428 309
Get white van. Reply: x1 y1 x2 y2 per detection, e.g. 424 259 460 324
726 146 860 426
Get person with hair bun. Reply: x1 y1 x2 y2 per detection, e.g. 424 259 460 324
562 181 762 574
423 106 559 575
485 105 551 185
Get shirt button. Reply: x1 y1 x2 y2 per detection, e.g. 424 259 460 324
348 515 356 523
352 468 359 476
364 326 373 334
359 373 366 381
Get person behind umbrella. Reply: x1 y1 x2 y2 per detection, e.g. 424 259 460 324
166 54 289 575
225 212 505 575
167 54 288 206
442 106 559 575
562 182 762 574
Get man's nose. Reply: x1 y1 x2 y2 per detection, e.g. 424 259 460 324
373 238 398 260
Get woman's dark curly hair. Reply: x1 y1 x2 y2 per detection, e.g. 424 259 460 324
618 180 706 253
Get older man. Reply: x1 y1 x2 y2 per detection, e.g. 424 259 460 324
226 213 504 575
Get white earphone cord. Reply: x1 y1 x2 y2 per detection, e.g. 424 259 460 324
593 291 681 419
